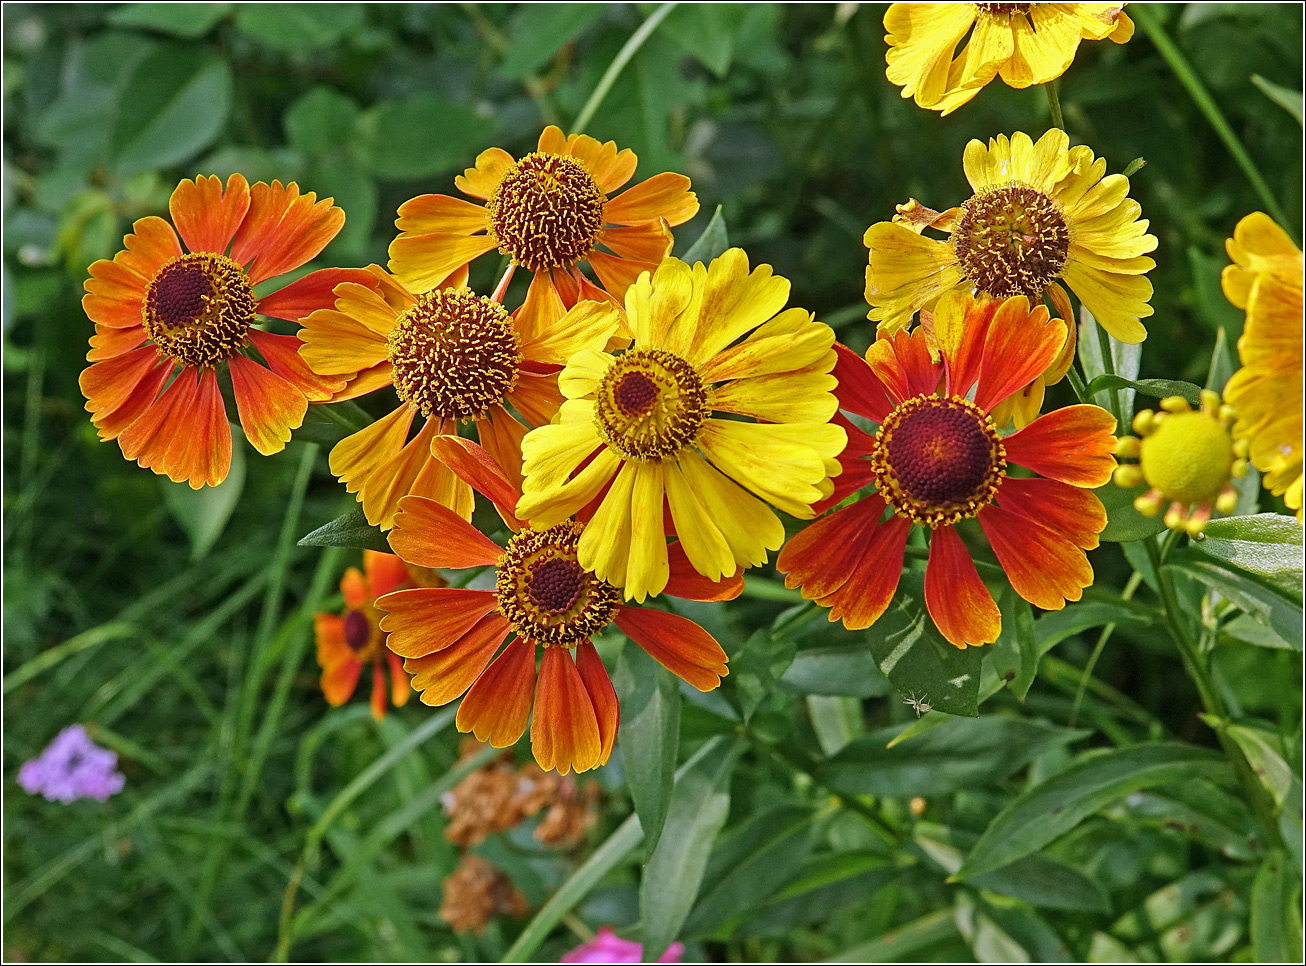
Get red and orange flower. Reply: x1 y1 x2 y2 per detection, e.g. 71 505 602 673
377 437 739 775
315 551 423 721
80 174 368 487
778 291 1118 648
387 126 698 323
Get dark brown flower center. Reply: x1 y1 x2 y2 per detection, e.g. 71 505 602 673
486 153 607 272
872 395 1006 527
143 253 257 367
953 183 1070 300
386 288 521 422
496 524 619 648
344 610 372 651
594 349 710 461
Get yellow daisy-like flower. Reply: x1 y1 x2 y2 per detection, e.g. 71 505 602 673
865 128 1156 344
885 3 1134 115
1221 212 1304 520
516 249 847 603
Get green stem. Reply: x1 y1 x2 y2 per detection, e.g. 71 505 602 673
1065 365 1092 404
1069 571 1144 728
571 3 678 134
1043 81 1065 131
1132 5 1290 229
1094 314 1125 432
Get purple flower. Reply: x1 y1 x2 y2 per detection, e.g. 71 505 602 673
561 928 684 964
18 725 125 803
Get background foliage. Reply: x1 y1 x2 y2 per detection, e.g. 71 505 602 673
3 3 1302 962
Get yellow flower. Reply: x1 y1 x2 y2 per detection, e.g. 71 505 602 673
865 128 1156 346
516 249 847 602
1221 213 1304 520
885 3 1134 115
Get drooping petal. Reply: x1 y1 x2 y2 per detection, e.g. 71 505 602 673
168 173 250 255
601 221 674 264
404 612 512 705
1003 404 1118 487
605 172 698 226
697 419 846 518
997 477 1107 552
979 503 1094 611
390 495 504 570
329 404 416 520
614 605 728 692
247 329 346 402
369 663 388 720
973 298 1066 411
662 540 744 602
675 449 786 571
364 550 412 599
663 457 737 584
588 250 660 308
387 232 499 293
395 193 488 235
321 656 363 707
517 298 622 367
430 434 522 521
229 354 306 456
777 495 890 601
257 267 379 323
314 613 352 670
456 636 536 747
574 641 619 767
387 651 412 708
924 524 1000 648
531 647 603 775
375 588 499 658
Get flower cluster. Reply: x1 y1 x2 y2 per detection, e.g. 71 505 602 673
19 725 125 804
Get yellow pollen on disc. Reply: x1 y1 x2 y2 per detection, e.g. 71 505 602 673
593 348 710 461
386 288 522 422
952 183 1070 300
872 394 1007 528
1139 409 1235 506
142 253 257 367
976 2 1032 15
486 153 607 272
495 524 620 648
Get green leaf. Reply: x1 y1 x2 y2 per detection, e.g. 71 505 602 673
1252 74 1304 125
780 643 891 697
109 3 232 37
1165 555 1302 649
234 3 365 51
159 440 245 560
955 743 1229 880
1078 306 1142 415
987 586 1039 700
110 47 232 174
1205 326 1238 392
611 643 680 856
1084 374 1204 406
826 910 960 963
865 572 982 717
639 736 737 961
1034 594 1157 655
658 4 749 77
1095 481 1168 541
806 695 863 757
725 626 796 723
293 400 373 446
285 86 362 154
306 153 378 259
499 4 606 79
821 717 1086 799
354 94 494 180
298 507 390 552
1116 779 1260 861
1191 513 1304 586
680 205 729 263
1252 852 1305 962
1222 721 1301 811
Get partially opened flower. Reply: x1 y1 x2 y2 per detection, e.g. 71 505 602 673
388 125 698 324
299 267 619 529
885 3 1134 115
315 551 428 720
19 724 125 804
80 174 367 487
778 291 1117 648
517 249 847 602
865 129 1155 344
1221 212 1304 520
562 927 684 964
377 437 739 775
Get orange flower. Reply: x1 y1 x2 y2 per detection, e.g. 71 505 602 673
315 551 424 721
298 267 620 530
377 437 740 775
777 291 1117 648
387 126 698 326
79 174 368 488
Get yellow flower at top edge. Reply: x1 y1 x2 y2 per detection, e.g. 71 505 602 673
387 125 699 325
885 3 1134 115
865 128 1156 346
1221 212 1305 520
516 249 847 603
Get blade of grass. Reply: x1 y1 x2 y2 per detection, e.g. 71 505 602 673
572 3 678 133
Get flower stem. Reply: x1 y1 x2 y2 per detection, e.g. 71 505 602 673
1043 81 1065 131
1069 571 1143 728
1094 321 1126 432
1131 4 1290 229
571 2 679 134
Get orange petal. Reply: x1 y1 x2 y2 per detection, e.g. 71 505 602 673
258 267 378 323
514 270 568 348
390 495 504 569
777 495 889 600
117 216 183 279
314 613 352 668
575 641 619 767
375 588 499 658
329 404 416 520
1003 405 1118 488
567 136 638 194
169 173 251 255
663 541 744 602
587 250 656 303
248 330 345 402
477 405 530 496
183 366 235 488
531 647 602 775
229 354 306 456
395 193 487 234
404 612 511 705
924 525 1000 648
329 362 394 403
506 370 564 427
87 324 147 362
340 567 368 609
429 435 522 521
895 327 943 399
538 125 568 154
457 636 536 747
117 367 232 487
979 504 1094 611
997 477 1106 552
364 550 412 599
407 436 477 522
80 345 165 421
230 181 345 285
600 221 673 263
387 232 498 293
386 651 412 708
605 173 698 227
88 360 173 442
974 299 1066 411
454 146 515 201
83 260 148 328
370 662 388 720
833 342 894 423
614 605 728 692
863 333 913 407
321 657 362 706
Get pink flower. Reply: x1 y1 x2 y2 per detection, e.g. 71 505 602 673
561 927 684 964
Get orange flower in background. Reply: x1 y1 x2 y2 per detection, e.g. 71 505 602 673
377 437 740 775
387 125 698 322
298 267 620 530
80 174 369 488
315 551 426 720
778 291 1117 648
